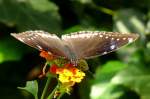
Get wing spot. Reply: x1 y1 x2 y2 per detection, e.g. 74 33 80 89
123 38 126 40
128 38 133 43
111 38 114 40
117 38 120 41
36 45 42 49
105 36 108 39
103 52 107 55
18 38 24 42
110 44 116 50
99 35 103 37
108 34 112 36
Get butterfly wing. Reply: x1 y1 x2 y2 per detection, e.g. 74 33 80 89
11 30 67 57
62 31 139 59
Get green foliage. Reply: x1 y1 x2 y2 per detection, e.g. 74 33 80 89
113 9 145 34
112 65 150 99
18 80 38 99
0 0 61 32
90 61 127 99
0 0 149 99
0 37 31 63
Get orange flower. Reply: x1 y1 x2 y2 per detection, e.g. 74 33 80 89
49 64 58 74
40 50 55 60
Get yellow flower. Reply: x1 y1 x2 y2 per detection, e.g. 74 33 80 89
56 67 85 84
49 63 86 94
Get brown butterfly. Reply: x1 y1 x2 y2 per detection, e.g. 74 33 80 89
11 30 139 64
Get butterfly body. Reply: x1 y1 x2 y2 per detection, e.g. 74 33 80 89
11 30 139 65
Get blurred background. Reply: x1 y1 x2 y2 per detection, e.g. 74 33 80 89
0 0 149 99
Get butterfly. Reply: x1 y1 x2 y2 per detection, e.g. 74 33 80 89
11 30 139 65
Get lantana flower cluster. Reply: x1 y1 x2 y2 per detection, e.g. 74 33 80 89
40 50 86 94
50 64 85 85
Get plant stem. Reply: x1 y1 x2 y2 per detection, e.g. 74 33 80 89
57 92 65 99
47 84 59 99
41 77 51 99
35 95 38 99
42 62 48 75
91 3 115 16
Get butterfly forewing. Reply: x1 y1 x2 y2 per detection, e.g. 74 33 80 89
11 31 67 57
62 31 139 59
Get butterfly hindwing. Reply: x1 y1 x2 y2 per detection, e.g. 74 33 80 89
11 31 67 57
62 31 139 59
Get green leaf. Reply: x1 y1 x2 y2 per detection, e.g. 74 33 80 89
18 80 38 99
146 12 150 34
0 0 61 32
90 61 127 99
90 83 124 99
117 45 140 64
112 65 150 99
95 61 127 82
0 37 30 63
113 9 145 35
75 0 92 4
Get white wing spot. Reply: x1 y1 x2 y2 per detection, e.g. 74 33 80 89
36 45 42 49
103 52 107 55
108 34 112 36
105 36 108 39
110 44 116 50
48 51 52 55
18 38 24 42
128 38 133 43
123 38 126 40
99 35 103 37
111 38 114 40
117 38 120 41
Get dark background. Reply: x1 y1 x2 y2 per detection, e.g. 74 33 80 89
0 0 149 99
